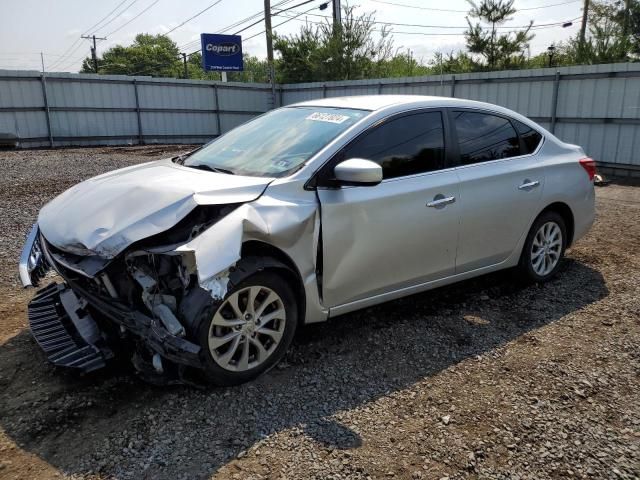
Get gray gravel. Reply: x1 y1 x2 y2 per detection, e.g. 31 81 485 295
0 146 638 480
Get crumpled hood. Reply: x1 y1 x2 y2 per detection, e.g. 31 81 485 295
38 158 273 258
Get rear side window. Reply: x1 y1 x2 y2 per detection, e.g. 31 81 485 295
343 111 445 179
453 111 520 165
513 119 543 154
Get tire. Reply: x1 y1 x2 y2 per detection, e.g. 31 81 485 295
518 210 567 283
196 270 297 386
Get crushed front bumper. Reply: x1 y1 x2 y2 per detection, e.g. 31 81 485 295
28 283 111 372
27 281 204 374
21 224 204 375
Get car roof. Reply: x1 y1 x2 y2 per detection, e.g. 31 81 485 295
290 95 507 112
289 94 546 135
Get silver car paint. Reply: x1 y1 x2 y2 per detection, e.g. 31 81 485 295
29 95 595 326
38 159 274 258
318 168 461 307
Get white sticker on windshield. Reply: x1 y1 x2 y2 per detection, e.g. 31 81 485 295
306 112 350 124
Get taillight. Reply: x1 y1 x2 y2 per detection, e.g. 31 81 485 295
579 157 596 181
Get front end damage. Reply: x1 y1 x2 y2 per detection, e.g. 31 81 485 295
19 194 321 384
20 223 216 382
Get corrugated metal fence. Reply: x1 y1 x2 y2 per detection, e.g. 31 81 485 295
1 63 639 174
281 63 640 175
0 71 272 148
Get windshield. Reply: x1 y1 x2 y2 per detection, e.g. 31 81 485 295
183 106 369 177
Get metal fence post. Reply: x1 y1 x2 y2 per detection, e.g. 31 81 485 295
322 84 327 98
378 82 383 95
550 71 560 134
450 75 456 98
40 74 53 148
213 84 222 137
133 79 143 145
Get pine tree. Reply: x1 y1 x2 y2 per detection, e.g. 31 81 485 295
465 0 534 70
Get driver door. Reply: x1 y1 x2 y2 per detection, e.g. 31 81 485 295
316 110 460 308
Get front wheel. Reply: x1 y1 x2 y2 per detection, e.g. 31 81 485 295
197 271 297 386
518 211 567 283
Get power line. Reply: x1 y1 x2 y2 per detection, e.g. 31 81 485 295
282 12 580 29
369 0 581 12
105 0 162 37
92 0 140 34
275 11 580 35
242 4 327 42
81 0 131 34
283 9 580 29
165 0 225 35
178 0 322 53
49 0 139 70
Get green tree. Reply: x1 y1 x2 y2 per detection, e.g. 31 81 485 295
274 5 395 82
430 51 480 73
376 50 432 77
81 34 181 76
465 0 534 70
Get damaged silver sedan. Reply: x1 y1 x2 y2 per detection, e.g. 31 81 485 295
19 95 596 385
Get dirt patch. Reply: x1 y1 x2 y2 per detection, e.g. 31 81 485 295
0 147 638 480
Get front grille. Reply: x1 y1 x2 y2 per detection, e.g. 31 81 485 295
28 283 107 372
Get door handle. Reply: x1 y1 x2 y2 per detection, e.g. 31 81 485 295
518 180 540 190
426 196 456 208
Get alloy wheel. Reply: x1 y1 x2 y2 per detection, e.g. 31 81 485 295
207 286 286 372
530 221 563 276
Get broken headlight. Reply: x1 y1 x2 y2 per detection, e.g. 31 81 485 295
19 224 49 288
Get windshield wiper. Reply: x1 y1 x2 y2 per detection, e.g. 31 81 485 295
187 164 235 175
172 146 203 165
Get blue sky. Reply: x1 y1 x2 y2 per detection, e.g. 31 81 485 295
0 0 583 72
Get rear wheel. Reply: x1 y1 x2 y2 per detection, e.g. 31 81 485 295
518 211 567 283
197 271 297 386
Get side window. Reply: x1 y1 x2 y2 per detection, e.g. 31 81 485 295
513 119 543 154
343 111 445 179
453 111 521 165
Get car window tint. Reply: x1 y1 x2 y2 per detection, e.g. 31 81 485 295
513 119 543 154
343 111 445 179
453 111 521 165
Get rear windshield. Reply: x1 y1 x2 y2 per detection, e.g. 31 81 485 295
184 106 368 177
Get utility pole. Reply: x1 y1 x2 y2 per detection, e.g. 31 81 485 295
182 53 188 79
264 0 277 107
623 0 631 37
81 34 106 73
40 52 45 74
332 0 342 28
579 0 589 46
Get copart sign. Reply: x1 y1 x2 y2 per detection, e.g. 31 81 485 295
200 33 244 71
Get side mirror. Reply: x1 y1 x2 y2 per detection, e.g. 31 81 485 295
333 158 382 186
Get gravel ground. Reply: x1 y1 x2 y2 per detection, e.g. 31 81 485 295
0 146 638 480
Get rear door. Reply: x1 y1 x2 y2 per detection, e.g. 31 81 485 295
315 110 460 308
450 109 546 272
